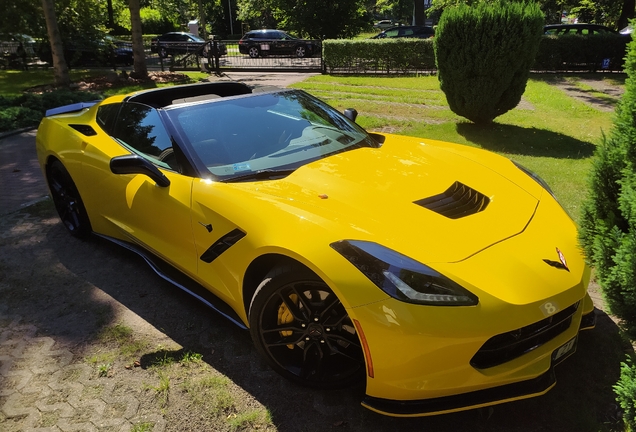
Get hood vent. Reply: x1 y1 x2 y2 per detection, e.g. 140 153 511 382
415 181 489 219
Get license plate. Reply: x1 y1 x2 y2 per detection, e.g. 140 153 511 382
260 44 270 50
552 336 577 364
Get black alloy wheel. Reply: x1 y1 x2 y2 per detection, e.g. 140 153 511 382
249 266 365 389
46 160 91 238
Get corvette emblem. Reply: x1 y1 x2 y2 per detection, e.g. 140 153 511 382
543 247 569 272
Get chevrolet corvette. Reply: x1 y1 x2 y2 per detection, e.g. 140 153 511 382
36 82 595 417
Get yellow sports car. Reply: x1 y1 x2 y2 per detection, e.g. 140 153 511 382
36 82 595 417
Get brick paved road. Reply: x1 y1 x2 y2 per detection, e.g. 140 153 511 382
0 130 49 216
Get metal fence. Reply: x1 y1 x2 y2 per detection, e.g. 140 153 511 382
153 40 323 73
0 38 323 73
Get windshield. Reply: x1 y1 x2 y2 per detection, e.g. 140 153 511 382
166 90 377 181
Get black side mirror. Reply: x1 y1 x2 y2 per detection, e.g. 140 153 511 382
110 154 171 187
344 108 358 122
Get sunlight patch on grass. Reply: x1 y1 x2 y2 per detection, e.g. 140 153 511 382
227 408 273 430
293 74 442 90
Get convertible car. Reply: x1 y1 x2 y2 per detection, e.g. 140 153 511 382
36 82 595 417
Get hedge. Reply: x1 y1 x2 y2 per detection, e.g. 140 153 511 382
0 90 101 133
322 34 630 74
534 33 630 72
322 38 436 74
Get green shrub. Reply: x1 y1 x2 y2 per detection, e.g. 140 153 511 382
0 106 41 132
323 38 436 74
615 359 636 430
433 1 544 124
534 33 629 71
0 89 101 133
579 31 636 335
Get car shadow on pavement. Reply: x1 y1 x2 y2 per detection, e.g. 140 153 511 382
0 201 628 432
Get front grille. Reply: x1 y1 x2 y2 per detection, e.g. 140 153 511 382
470 302 579 369
414 181 489 219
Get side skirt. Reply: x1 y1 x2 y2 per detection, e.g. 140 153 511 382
95 233 247 330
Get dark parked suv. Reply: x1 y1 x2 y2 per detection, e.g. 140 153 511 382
238 30 319 58
543 24 616 35
372 25 435 39
151 32 226 58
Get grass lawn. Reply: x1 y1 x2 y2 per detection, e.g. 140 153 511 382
291 74 617 224
0 69 107 97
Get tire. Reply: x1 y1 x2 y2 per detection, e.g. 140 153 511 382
294 45 307 58
159 47 168 58
248 46 260 58
249 265 365 389
46 160 92 238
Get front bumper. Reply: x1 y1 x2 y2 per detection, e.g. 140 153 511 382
360 307 595 417
343 190 592 417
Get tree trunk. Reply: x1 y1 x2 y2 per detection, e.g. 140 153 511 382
198 0 207 39
107 0 115 30
41 0 69 87
129 0 148 79
618 0 635 30
414 0 425 26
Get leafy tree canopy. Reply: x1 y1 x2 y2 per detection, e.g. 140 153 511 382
429 0 633 29
236 0 370 39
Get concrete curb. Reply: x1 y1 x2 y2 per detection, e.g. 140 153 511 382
0 126 37 141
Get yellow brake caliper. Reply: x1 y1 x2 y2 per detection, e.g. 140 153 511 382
278 293 298 349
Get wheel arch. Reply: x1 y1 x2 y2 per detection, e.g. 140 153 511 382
242 253 313 321
44 154 62 174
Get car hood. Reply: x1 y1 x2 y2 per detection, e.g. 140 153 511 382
233 134 541 264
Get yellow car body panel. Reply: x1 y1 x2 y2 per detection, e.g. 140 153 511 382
349 195 589 404
35 84 594 417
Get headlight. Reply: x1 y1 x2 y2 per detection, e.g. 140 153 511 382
330 240 478 306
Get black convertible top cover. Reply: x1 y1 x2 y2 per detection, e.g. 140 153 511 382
126 81 253 108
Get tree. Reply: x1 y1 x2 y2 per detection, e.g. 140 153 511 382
579 34 636 334
429 0 634 30
434 1 544 124
571 0 635 29
236 0 369 39
236 0 278 29
2 0 45 37
372 0 432 25
129 0 148 78
617 0 635 29
42 0 70 87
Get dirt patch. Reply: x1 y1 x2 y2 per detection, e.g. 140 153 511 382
25 71 193 94
549 76 625 112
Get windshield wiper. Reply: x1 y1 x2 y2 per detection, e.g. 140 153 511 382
221 168 297 183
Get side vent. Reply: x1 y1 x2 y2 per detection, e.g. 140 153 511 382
69 124 97 136
414 181 489 219
200 229 246 263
